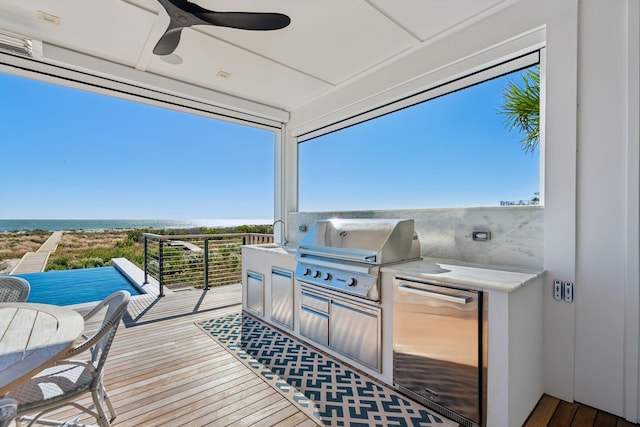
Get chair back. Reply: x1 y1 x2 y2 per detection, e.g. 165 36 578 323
67 290 130 372
0 276 30 302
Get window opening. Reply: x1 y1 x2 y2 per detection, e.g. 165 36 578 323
298 58 541 212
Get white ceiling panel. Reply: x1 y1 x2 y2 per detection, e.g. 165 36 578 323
368 0 515 41
146 28 331 108
0 0 526 118
195 0 420 85
0 0 157 67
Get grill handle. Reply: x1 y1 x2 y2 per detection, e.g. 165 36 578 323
298 247 377 264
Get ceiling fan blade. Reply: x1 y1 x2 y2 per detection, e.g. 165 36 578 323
152 0 291 56
153 27 183 55
191 11 291 31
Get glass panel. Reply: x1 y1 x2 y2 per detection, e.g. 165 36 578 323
298 64 540 211
0 72 275 222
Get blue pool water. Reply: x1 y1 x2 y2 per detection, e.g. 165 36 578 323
15 266 143 306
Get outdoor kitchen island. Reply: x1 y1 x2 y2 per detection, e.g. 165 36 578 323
241 241 544 427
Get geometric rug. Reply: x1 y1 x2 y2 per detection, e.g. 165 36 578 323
196 313 458 427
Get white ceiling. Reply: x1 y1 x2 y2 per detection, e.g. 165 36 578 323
0 0 516 113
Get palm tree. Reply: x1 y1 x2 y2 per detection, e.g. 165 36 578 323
500 65 540 153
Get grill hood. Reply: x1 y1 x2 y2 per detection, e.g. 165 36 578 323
297 218 421 265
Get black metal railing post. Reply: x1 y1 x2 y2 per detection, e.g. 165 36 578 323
143 235 148 284
203 238 209 290
158 239 165 297
141 232 272 293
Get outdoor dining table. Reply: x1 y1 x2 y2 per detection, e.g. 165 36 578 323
0 302 85 397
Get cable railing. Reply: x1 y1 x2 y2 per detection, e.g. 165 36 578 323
143 232 273 297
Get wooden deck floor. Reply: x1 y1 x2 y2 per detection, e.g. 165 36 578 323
525 394 639 427
45 284 638 427
87 284 316 427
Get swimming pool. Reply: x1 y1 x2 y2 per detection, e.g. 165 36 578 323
15 266 143 306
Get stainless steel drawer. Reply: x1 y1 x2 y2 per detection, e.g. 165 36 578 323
300 290 329 314
300 306 329 346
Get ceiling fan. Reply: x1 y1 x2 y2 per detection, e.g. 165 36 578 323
153 0 291 55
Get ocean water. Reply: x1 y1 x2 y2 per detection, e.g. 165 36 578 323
0 219 272 232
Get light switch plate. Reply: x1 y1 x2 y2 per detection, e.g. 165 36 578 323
553 280 563 301
564 281 574 303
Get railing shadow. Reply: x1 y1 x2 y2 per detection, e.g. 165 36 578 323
122 288 242 328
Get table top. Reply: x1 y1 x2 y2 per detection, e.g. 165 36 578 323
0 302 84 396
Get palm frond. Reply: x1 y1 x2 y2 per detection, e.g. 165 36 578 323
500 66 540 153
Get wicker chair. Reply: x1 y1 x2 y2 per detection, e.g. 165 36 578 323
0 398 17 427
8 290 130 427
0 276 30 302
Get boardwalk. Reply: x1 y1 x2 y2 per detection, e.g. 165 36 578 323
36 231 63 253
10 231 63 274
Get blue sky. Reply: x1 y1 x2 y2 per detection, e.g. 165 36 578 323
299 67 539 211
0 72 275 220
1 67 539 220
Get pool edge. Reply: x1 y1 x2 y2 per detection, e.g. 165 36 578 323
67 258 170 313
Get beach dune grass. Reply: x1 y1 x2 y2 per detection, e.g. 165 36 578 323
0 230 50 259
46 230 144 271
2 224 273 283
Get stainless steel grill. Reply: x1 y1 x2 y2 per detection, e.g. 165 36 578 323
294 218 421 301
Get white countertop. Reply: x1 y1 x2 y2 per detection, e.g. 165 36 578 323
244 245 544 292
382 257 545 292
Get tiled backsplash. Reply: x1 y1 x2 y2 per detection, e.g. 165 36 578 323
287 206 543 270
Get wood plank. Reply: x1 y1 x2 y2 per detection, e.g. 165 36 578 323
226 397 294 426
116 374 267 425
295 419 322 427
274 411 318 427
572 404 597 426
525 394 561 427
37 231 63 253
247 404 302 426
98 285 311 427
200 388 284 425
549 400 579 427
165 381 276 426
10 251 50 273
595 411 620 427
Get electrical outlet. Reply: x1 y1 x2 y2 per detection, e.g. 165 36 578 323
553 280 563 300
564 281 574 303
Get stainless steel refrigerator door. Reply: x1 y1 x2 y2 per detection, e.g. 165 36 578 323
393 279 481 425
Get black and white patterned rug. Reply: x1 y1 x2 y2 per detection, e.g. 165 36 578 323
197 313 457 427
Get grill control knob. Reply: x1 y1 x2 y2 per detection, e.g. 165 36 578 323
346 278 357 287
323 272 332 281
314 270 322 279
303 268 312 276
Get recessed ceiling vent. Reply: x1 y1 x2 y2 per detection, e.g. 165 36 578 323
0 30 33 57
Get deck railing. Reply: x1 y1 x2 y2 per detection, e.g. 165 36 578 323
143 232 274 297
